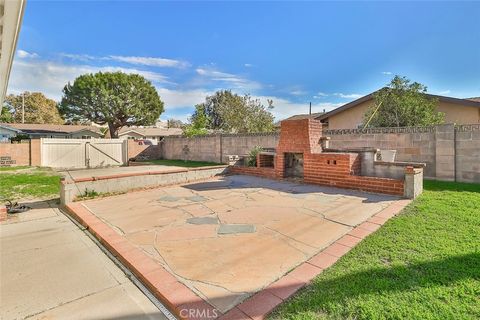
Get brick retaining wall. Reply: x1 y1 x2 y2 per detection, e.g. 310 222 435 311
229 166 276 179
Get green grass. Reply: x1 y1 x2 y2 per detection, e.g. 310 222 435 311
0 167 60 201
141 159 222 168
271 180 480 320
0 166 30 172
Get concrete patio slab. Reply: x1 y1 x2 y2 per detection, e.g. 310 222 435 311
0 201 167 320
69 175 406 318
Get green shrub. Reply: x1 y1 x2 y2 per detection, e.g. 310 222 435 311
247 146 263 167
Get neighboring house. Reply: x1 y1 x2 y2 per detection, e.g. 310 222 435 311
118 127 183 142
0 123 103 141
315 91 480 130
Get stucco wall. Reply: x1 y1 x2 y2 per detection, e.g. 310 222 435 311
326 100 373 129
437 101 480 124
325 99 480 130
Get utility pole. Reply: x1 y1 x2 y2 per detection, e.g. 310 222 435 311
22 93 25 124
309 102 312 115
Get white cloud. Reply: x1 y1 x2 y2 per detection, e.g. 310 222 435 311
382 71 393 75
289 90 307 96
8 59 170 101
155 87 212 109
244 63 253 67
17 50 38 59
333 92 363 99
196 67 261 91
60 53 189 68
437 89 451 95
314 92 328 98
253 95 343 121
60 53 96 62
109 55 189 68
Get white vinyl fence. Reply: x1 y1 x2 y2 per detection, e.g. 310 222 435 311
41 138 127 169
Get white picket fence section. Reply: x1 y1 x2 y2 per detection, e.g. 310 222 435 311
41 138 127 169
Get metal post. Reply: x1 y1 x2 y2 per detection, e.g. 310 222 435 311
22 93 25 123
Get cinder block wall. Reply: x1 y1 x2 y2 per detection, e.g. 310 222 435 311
0 140 40 166
162 133 279 164
325 127 436 178
127 139 162 160
455 124 480 182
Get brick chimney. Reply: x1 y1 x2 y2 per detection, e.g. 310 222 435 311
275 118 323 178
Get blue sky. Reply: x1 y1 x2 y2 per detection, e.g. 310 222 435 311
9 1 480 122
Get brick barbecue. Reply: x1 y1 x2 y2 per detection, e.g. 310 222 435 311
230 118 424 198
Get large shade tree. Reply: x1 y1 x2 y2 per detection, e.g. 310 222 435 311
189 90 275 134
60 72 164 138
3 92 64 124
363 76 445 128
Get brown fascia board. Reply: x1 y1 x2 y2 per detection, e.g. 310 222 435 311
316 89 480 121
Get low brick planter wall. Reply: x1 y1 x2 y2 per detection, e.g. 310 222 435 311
229 166 276 179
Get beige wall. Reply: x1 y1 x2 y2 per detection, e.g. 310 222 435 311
327 100 373 129
437 101 480 124
326 99 480 129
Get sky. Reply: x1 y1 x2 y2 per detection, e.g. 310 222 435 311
8 1 480 122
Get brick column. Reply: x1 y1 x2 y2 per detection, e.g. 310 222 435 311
404 166 424 199
0 205 7 222
434 124 455 181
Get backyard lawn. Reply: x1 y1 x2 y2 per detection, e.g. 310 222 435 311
0 167 60 201
272 180 480 320
141 159 222 168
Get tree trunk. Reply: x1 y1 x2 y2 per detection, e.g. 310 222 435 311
108 122 118 138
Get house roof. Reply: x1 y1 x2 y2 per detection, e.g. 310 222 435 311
0 123 102 135
0 124 22 133
0 0 26 106
118 127 183 137
315 90 480 121
282 112 325 121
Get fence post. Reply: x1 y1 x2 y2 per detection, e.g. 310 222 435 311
434 123 455 181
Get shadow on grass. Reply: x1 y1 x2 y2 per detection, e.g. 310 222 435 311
280 252 479 315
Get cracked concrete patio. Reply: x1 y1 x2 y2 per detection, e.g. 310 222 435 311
77 175 401 314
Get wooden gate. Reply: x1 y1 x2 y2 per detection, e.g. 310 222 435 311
41 138 127 169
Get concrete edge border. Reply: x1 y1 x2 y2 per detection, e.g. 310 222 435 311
220 198 412 320
63 196 411 320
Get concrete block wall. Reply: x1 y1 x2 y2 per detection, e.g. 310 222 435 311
455 124 480 183
0 140 41 166
325 127 436 178
162 133 279 164
127 139 162 160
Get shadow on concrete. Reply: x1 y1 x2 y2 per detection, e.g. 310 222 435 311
184 175 399 204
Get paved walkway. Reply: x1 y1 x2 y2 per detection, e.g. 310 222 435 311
0 201 168 320
79 175 401 314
